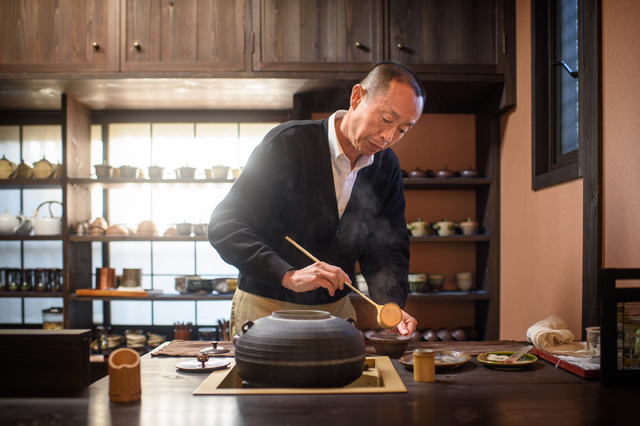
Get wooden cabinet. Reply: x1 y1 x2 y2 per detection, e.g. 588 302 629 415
0 0 119 72
251 0 381 72
388 0 503 74
121 0 245 72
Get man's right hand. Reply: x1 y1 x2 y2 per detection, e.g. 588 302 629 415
281 262 351 297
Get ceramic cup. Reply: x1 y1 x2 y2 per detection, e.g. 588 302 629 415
108 348 141 402
586 326 601 360
121 269 142 288
456 272 473 292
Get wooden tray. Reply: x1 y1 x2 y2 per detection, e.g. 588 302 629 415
532 347 599 379
75 289 163 298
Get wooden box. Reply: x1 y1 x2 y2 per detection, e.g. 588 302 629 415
0 329 91 394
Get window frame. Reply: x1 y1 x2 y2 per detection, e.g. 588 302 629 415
531 0 589 190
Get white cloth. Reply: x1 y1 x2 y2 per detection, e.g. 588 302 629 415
526 315 588 357
327 111 374 219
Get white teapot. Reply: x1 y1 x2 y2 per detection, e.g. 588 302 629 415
32 201 63 236
0 210 24 234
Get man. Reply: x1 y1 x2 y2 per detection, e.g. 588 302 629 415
209 61 424 337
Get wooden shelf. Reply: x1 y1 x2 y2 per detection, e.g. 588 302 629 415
68 291 488 302
403 178 491 190
0 292 64 298
0 178 62 189
404 290 490 301
69 235 208 242
410 234 491 243
67 177 236 188
69 293 234 302
0 235 63 241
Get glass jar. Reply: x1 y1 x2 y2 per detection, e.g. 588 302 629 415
42 307 64 330
413 349 436 383
49 269 63 292
0 269 7 291
21 269 34 292
8 269 20 291
34 269 49 292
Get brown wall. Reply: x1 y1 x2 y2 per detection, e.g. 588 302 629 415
602 0 640 268
499 0 584 340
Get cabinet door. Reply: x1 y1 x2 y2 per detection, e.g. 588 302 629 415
0 0 118 72
121 0 245 72
252 0 381 72
389 0 502 74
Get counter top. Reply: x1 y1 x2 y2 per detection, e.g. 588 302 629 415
1 341 638 426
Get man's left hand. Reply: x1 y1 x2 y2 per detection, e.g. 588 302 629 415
389 309 417 336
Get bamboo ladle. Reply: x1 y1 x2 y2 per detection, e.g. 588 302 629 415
285 236 403 330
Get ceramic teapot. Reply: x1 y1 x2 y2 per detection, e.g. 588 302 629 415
14 214 34 235
0 210 24 234
408 218 429 237
432 218 457 236
33 157 55 178
32 201 63 236
0 155 17 178
15 160 33 178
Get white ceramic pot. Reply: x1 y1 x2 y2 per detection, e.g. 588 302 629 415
0 210 24 234
409 219 429 237
459 218 480 235
432 219 456 236
456 272 473 292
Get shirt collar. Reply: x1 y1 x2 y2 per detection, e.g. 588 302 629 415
328 111 374 168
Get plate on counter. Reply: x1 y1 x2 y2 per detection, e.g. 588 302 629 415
175 359 230 372
477 351 537 370
399 351 472 370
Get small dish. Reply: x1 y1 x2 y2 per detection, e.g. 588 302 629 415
199 342 230 355
175 359 230 372
399 351 472 370
477 351 538 370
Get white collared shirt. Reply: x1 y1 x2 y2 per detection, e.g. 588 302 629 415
328 111 374 219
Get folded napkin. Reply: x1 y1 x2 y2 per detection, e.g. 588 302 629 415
526 315 588 357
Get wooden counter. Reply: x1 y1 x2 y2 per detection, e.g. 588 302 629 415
1 341 638 426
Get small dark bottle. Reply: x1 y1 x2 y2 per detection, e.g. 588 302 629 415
8 269 20 291
21 269 34 292
34 269 49 292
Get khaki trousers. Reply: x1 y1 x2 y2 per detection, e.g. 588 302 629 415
229 288 357 337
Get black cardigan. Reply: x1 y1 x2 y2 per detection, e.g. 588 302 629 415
208 118 410 307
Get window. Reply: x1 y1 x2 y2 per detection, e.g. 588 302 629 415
532 0 593 190
91 118 281 326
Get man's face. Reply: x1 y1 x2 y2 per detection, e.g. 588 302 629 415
347 80 423 156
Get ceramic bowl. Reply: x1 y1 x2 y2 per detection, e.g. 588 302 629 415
148 165 165 179
422 328 440 342
451 328 469 341
177 166 196 179
408 273 427 293
456 271 473 291
212 165 230 179
368 333 412 357
436 328 455 341
176 222 193 236
428 274 445 292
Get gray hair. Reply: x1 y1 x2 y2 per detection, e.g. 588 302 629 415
360 61 426 106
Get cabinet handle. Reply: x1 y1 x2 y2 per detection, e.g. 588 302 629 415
133 42 141 50
355 41 363 49
397 43 405 50
92 42 99 50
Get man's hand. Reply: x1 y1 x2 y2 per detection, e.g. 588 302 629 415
281 262 351 297
389 309 417 336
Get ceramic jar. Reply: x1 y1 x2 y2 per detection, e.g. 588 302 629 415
0 155 16 178
459 218 480 235
436 167 455 178
432 219 456 236
16 160 33 178
235 310 366 387
408 218 429 237
32 157 55 178
95 163 113 178
211 165 230 179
